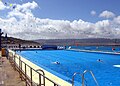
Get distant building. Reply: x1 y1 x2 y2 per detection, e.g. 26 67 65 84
2 43 41 50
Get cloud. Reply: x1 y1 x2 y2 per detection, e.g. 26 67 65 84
91 10 96 16
99 10 115 18
7 1 38 19
113 16 120 24
0 1 7 10
0 2 120 40
1 16 120 40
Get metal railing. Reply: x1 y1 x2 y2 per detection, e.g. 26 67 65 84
72 70 99 86
72 72 81 86
8 51 60 86
72 72 87 86
82 70 99 86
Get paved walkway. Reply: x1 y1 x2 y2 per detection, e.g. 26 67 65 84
0 57 25 86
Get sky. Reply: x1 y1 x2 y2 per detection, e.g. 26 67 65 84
0 0 120 40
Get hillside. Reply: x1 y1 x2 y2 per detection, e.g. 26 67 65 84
34 38 120 46
1 36 40 45
1 36 120 46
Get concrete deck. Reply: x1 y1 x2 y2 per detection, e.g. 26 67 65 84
0 57 25 86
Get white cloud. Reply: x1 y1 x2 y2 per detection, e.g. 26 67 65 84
7 1 38 19
113 16 120 24
99 10 115 18
0 2 120 40
91 10 96 16
22 1 38 9
0 1 7 10
1 17 120 40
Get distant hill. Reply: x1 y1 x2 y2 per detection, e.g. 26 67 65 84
34 38 120 46
2 36 120 46
1 36 40 45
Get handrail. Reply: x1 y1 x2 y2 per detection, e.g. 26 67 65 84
36 69 45 75
82 70 99 86
8 51 60 86
36 68 45 85
72 70 99 86
72 72 87 86
72 72 82 86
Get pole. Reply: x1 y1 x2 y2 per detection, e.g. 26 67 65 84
5 33 7 48
0 29 3 50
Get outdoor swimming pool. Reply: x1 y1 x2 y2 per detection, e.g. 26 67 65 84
17 50 120 86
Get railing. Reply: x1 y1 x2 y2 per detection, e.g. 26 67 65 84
72 72 87 86
72 72 82 86
8 51 60 86
82 70 99 86
72 70 99 86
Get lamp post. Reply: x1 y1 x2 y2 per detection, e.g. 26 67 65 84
0 29 3 50
5 33 8 48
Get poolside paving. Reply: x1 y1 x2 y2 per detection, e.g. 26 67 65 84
0 57 25 86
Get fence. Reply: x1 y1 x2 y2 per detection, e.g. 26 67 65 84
8 51 60 86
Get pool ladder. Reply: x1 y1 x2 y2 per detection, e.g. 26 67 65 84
72 70 99 86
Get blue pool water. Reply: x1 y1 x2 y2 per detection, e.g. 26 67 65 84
17 50 120 86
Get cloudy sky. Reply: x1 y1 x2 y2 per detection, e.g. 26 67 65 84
0 0 120 40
